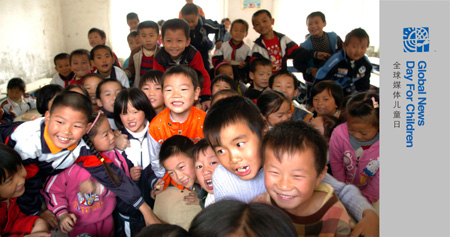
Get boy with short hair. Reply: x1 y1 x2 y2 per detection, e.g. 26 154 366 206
91 45 130 88
0 78 36 121
69 49 92 85
203 95 379 236
125 21 161 88
253 121 351 236
88 27 121 67
315 28 372 96
243 57 272 101
269 71 312 121
50 53 74 88
295 11 343 94
122 31 141 70
154 18 212 110
250 9 301 74
180 3 225 72
127 12 140 32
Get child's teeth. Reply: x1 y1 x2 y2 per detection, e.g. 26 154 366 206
237 166 248 172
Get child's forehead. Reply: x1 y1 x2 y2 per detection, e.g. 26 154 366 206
252 12 271 22
164 74 194 87
307 15 324 23
71 54 90 61
94 48 111 55
347 36 369 45
56 58 69 64
274 74 294 84
101 81 122 92
139 27 158 34
84 76 102 84
89 32 102 37
164 29 187 38
51 106 88 122
255 64 272 71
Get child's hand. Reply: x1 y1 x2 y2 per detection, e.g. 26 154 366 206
239 61 247 68
130 166 142 181
350 209 379 237
316 52 331 61
39 210 58 230
183 192 199 205
150 179 165 199
310 68 318 77
114 130 130 150
59 213 77 234
201 100 211 111
223 59 231 63
215 41 223 50
79 179 97 195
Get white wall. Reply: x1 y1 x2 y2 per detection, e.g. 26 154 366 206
0 0 65 84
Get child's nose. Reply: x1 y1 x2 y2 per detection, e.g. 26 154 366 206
278 175 292 190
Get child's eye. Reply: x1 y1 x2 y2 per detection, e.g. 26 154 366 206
210 161 218 165
236 142 244 148
195 165 203 169
269 171 279 176
216 149 225 154
168 171 174 176
179 166 184 170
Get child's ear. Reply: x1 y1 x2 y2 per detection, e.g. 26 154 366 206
271 18 275 26
101 38 106 45
185 37 191 47
44 111 50 126
194 86 201 101
315 167 327 186
96 98 103 108
249 72 255 80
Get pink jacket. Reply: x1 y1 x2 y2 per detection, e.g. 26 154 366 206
329 122 379 203
44 161 117 226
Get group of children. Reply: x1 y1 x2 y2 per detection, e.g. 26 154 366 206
0 4 379 237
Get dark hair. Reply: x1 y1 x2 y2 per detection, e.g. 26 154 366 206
162 65 198 90
7 78 26 92
88 27 106 39
140 69 164 89
345 28 370 47
230 19 249 33
90 45 113 60
159 135 195 167
345 92 379 129
319 114 341 140
83 112 122 186
189 200 297 237
96 79 123 100
50 91 92 123
63 84 89 98
36 84 63 115
127 31 139 41
210 89 240 105
249 57 272 73
157 19 165 27
137 20 159 35
204 96 265 148
192 138 211 161
221 18 230 24
54 53 70 66
307 11 326 23
181 3 199 16
309 80 344 109
137 224 189 237
211 75 237 92
257 90 290 117
113 88 156 131
126 12 139 21
269 70 299 89
252 9 272 20
161 18 190 40
69 49 90 65
262 120 328 176
0 143 23 184
82 73 106 87
214 62 232 77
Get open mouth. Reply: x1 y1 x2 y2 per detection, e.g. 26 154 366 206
276 192 296 200
235 166 251 176
56 135 71 144
128 122 136 128
205 179 213 190
181 179 189 186
171 101 184 107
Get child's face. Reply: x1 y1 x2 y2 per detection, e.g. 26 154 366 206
83 76 103 105
141 80 164 113
88 32 106 47
213 121 262 181
312 89 337 116
0 165 27 200
91 118 115 152
194 146 219 194
71 54 91 77
306 16 326 38
250 65 272 90
344 37 369 61
128 36 141 51
163 29 191 60
230 22 247 44
7 87 24 101
96 81 122 113
211 80 232 96
264 100 291 127
223 20 231 31
163 153 196 188
120 102 147 133
92 48 114 75
182 13 199 30
271 75 298 101
217 65 234 79
127 18 139 31
264 147 325 214
55 58 72 77
45 106 90 150
252 13 274 37
139 28 158 51
163 73 200 122
347 117 378 142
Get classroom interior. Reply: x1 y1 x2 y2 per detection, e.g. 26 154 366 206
0 0 379 97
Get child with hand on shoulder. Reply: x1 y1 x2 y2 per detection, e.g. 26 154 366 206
253 120 351 236
69 49 92 85
50 53 74 88
139 70 165 114
91 45 130 88
257 90 292 130
329 92 379 205
0 143 49 236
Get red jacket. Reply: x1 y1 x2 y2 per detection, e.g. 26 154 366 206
1 197 39 236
